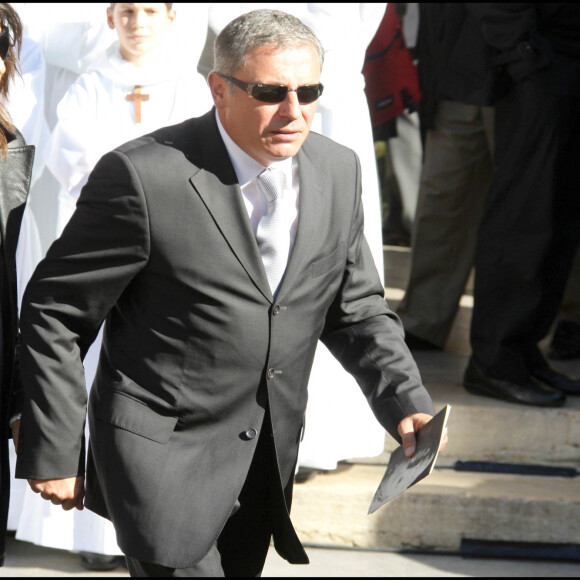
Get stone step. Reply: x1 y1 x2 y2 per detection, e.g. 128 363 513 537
291 245 580 553
376 245 580 468
356 372 580 469
291 464 580 552
290 244 580 553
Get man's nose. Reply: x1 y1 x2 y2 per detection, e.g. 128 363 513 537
279 91 301 120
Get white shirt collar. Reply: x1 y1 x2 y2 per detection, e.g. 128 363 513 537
215 109 293 189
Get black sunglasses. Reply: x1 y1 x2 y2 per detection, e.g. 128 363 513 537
0 28 9 61
219 73 323 104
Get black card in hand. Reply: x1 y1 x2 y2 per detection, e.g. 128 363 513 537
368 405 451 514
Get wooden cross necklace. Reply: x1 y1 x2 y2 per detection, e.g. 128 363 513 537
126 86 150 123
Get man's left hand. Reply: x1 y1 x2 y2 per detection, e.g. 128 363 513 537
397 413 448 458
28 476 85 511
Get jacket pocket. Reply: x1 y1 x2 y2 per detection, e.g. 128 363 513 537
93 389 178 443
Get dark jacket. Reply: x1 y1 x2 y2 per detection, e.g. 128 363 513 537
416 3 501 138
17 110 434 568
469 4 580 83
0 125 34 566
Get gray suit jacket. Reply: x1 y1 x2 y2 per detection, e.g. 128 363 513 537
16 110 434 568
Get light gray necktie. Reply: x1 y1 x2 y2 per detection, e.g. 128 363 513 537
255 167 289 296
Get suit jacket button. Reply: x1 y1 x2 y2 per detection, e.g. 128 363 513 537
245 428 257 439
267 368 276 380
273 304 281 315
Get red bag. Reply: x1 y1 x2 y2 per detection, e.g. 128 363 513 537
362 3 421 128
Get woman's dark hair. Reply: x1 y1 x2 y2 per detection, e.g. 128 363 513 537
0 3 23 154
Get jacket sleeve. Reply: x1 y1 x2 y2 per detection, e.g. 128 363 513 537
15 150 150 480
320 152 435 443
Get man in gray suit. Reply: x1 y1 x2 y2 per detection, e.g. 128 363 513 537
16 9 440 577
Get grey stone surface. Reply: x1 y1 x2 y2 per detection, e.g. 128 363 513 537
379 246 580 468
3 534 580 577
291 465 580 551
288 247 580 553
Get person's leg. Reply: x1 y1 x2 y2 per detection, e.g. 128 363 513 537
550 243 580 360
217 409 279 577
556 245 580 327
471 59 580 381
398 100 493 347
528 72 580 368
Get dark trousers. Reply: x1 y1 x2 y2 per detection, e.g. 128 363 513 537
126 408 280 577
470 54 580 380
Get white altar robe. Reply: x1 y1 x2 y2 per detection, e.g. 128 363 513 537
6 32 47 534
15 35 213 555
45 43 212 232
209 3 388 469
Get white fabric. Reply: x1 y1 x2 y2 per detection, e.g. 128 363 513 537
6 31 49 535
209 3 388 470
7 31 47 302
215 110 299 252
45 43 213 234
14 3 117 130
14 14 213 555
387 5 422 231
6 239 43 528
256 168 291 295
389 111 422 231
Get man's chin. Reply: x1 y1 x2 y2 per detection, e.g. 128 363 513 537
265 142 304 161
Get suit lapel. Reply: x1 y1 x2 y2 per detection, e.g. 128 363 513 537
187 112 271 300
186 114 328 303
276 142 325 301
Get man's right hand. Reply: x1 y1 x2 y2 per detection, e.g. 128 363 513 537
28 476 85 511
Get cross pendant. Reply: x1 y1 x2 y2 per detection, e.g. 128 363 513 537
126 85 150 124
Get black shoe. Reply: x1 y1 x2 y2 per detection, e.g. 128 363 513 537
548 320 580 360
404 331 441 351
80 552 125 571
463 358 566 407
530 366 580 395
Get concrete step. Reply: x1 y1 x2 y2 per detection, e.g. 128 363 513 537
291 464 580 552
377 245 580 468
358 373 580 469
291 245 580 552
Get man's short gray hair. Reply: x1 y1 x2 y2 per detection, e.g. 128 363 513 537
213 9 324 76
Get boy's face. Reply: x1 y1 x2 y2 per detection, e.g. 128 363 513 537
107 3 175 65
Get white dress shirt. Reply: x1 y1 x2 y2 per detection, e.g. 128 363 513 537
215 110 300 259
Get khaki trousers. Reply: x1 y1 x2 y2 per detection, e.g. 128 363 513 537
397 100 494 347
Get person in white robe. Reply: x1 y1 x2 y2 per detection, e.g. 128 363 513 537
208 3 388 474
9 3 116 253
14 2 213 566
5 29 47 536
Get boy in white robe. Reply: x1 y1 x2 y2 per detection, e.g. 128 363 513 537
15 2 213 570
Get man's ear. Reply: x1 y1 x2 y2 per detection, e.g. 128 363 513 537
208 72 228 109
106 6 115 30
